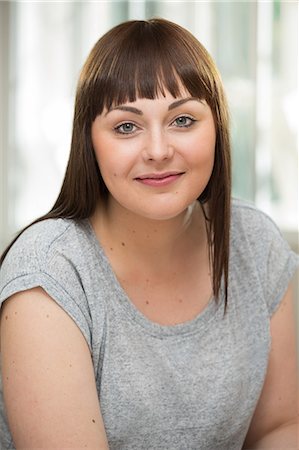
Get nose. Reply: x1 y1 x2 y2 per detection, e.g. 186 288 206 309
142 129 174 162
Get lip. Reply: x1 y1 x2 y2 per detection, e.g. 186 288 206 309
134 171 184 187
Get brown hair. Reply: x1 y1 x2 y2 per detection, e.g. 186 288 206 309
1 18 231 306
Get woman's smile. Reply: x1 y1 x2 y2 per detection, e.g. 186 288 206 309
134 171 185 187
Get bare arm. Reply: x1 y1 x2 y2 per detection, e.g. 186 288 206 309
0 287 109 449
243 282 298 449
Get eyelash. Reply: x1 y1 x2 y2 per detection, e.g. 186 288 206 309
172 116 196 128
114 122 139 135
113 115 196 135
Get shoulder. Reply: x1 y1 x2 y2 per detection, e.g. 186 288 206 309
0 218 95 320
230 197 297 260
231 197 283 239
230 198 299 315
230 197 295 258
1 218 91 273
0 219 101 352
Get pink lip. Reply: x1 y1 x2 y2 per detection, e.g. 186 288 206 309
135 172 184 187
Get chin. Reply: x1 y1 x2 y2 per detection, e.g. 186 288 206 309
110 193 200 222
132 204 192 222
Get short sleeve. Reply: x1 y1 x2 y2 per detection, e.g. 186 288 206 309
0 220 92 351
259 212 299 316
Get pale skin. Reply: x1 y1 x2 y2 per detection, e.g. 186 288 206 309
0 92 298 448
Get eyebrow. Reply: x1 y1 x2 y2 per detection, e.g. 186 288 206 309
106 106 143 116
106 97 201 116
168 97 200 111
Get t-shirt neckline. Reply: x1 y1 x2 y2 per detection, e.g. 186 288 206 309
83 219 223 338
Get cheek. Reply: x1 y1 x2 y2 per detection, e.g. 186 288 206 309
188 134 215 174
93 140 117 174
95 149 129 191
91 128 123 178
94 136 139 186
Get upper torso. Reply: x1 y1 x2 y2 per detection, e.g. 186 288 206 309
0 198 298 450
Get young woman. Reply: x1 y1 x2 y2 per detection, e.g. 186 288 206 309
0 18 298 450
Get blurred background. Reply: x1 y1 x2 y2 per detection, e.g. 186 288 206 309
0 1 298 262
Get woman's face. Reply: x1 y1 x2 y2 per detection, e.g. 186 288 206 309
91 89 216 221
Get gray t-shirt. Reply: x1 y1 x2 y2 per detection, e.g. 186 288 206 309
0 199 298 450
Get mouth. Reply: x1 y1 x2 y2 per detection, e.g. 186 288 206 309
134 171 185 187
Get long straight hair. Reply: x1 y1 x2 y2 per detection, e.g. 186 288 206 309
1 18 231 306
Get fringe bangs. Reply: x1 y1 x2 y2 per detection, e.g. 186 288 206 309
80 22 214 122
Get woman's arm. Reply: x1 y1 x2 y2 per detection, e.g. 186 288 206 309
243 282 298 449
0 287 109 449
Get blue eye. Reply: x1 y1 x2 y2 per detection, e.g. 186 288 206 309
114 122 137 134
173 116 196 127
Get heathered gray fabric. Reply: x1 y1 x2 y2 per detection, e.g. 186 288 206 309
0 198 298 450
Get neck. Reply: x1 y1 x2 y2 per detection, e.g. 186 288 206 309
90 198 207 263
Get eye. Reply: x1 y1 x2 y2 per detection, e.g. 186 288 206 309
172 116 196 128
114 122 138 135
